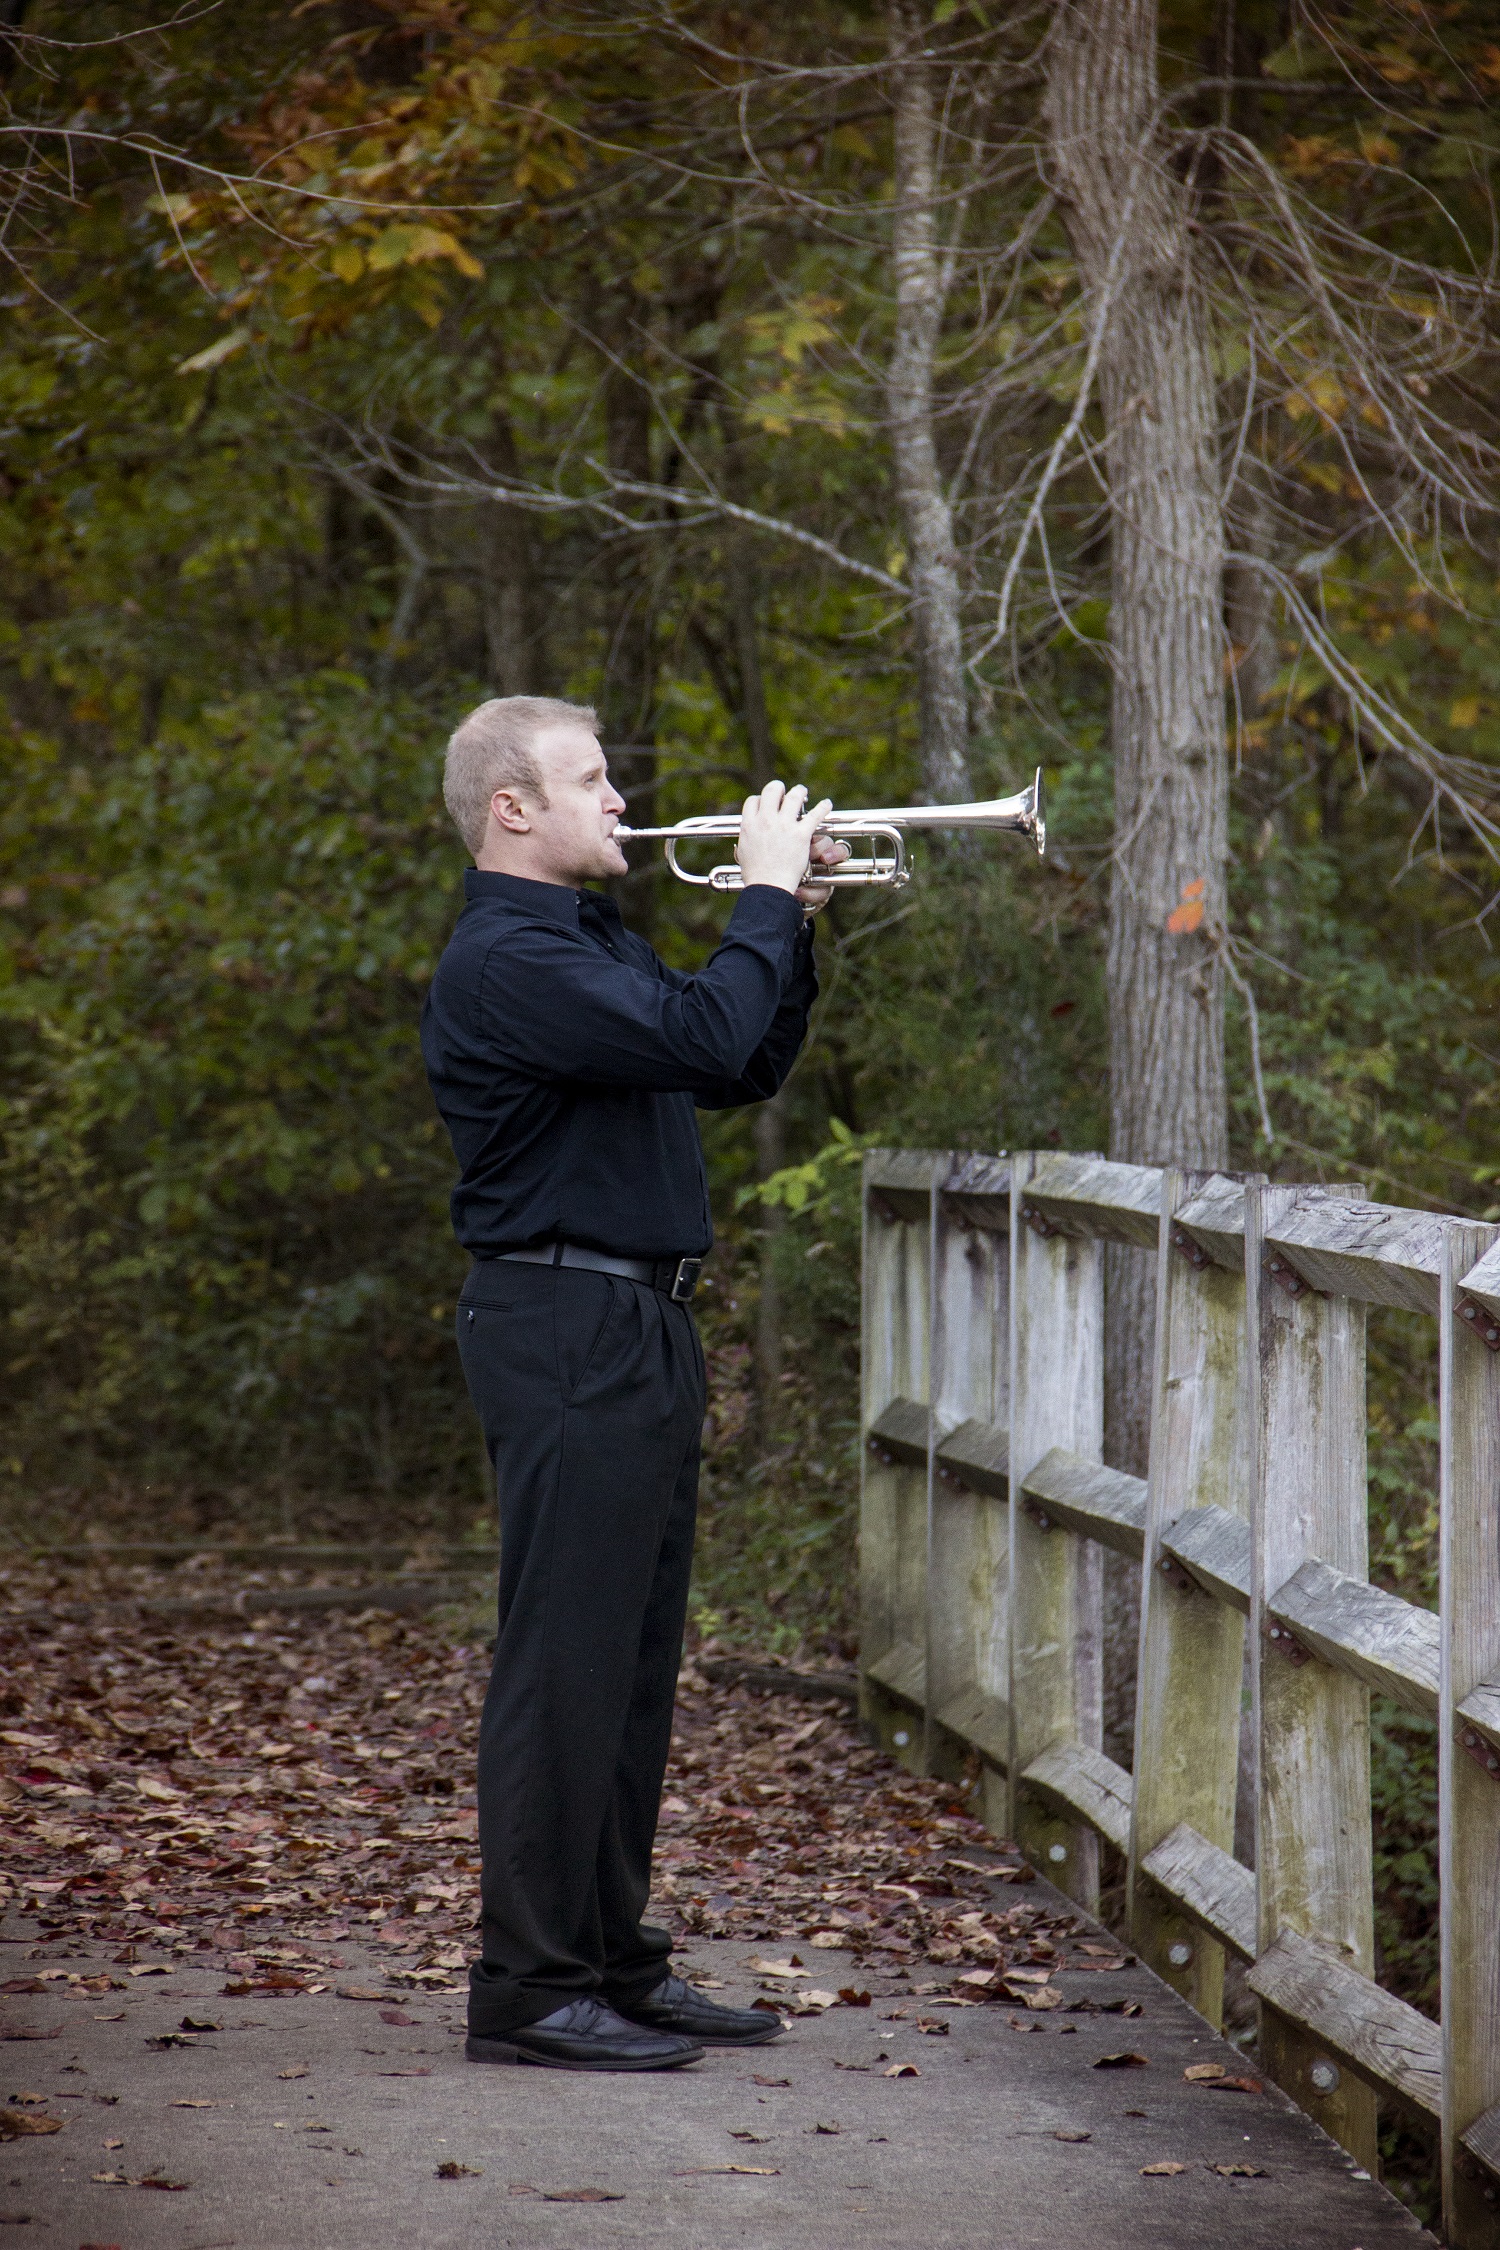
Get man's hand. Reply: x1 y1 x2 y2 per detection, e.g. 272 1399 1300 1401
735 781 834 897
797 831 850 916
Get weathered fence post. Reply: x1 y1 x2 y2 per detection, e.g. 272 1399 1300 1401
924 1157 1011 1827
1007 1151 1104 1909
1440 1220 1500 2247
860 1152 938 1765
1245 1181 1379 2173
1129 1169 1252 2027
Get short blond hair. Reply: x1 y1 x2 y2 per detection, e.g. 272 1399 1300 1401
442 695 599 854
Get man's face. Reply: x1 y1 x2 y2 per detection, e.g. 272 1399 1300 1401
511 727 628 884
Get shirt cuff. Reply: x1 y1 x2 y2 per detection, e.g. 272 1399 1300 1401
728 884 808 943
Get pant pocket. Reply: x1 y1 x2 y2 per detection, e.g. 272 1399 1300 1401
553 1273 619 1404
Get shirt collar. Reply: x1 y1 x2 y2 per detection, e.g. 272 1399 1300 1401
462 870 626 933
463 869 580 925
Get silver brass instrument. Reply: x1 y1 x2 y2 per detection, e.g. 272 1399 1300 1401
615 767 1045 890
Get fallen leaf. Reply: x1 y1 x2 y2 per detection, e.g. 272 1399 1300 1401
1141 2160 1189 2177
1211 2162 1267 2177
882 2062 919 2078
543 2186 626 2201
809 2121 841 2135
729 2130 769 2142
1093 2051 1149 2069
0 2113 64 2140
102 2136 125 2149
836 1988 871 2007
277 2066 309 2080
1053 2129 1091 2142
379 2008 416 2026
1206 2075 1262 2093
128 1964 172 1978
1184 2061 1227 2082
179 2017 221 2032
436 2160 482 2178
1001 1965 1054 1985
91 2171 191 2190
170 2099 217 2109
751 2074 790 2087
787 1990 838 2014
676 2166 778 2178
747 1958 806 1981
335 1985 389 2002
1 2027 63 2042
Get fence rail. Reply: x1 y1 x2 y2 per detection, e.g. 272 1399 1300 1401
858 1149 1500 2245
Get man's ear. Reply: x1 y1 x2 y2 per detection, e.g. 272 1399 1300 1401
490 786 532 834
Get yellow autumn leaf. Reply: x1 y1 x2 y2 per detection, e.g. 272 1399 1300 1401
330 244 365 284
1449 695 1481 729
366 224 483 280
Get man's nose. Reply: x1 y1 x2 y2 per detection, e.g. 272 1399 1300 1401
603 785 626 816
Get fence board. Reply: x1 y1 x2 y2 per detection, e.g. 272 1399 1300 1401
1248 1931 1442 2122
1263 1198 1449 1315
1130 1168 1251 2025
926 1171 1010 1817
1159 1505 1251 1612
1008 1152 1104 1909
1020 1739 1133 1854
1440 1220 1500 2243
860 1155 934 1764
1268 1557 1439 1718
1140 1822 1257 1960
1018 1449 1146 1559
1248 1181 1379 2171
1017 1151 1163 1248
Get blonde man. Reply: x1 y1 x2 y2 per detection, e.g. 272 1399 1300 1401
422 696 842 2071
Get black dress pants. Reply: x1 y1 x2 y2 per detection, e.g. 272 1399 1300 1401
455 1258 704 2038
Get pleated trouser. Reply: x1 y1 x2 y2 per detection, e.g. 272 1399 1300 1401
455 1257 704 2038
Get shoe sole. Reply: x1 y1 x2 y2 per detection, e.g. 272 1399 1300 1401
466 2034 704 2073
673 2022 787 2046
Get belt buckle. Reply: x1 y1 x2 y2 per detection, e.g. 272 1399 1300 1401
669 1256 703 1303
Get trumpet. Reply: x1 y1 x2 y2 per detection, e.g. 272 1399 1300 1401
615 768 1045 890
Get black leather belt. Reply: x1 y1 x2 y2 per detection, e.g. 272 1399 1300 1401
485 1241 704 1303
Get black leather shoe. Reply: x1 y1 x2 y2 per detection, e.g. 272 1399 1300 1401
612 1973 787 2046
465 1995 702 2072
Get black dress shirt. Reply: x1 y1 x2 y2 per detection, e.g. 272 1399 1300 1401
421 869 817 1260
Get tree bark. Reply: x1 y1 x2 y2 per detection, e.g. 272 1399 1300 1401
1046 0 1228 1475
727 534 777 789
886 0 971 802
601 369 660 925
479 396 541 694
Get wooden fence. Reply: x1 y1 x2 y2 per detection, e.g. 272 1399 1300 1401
859 1149 1500 2246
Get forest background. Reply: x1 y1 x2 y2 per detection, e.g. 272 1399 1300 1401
2 0 1499 2033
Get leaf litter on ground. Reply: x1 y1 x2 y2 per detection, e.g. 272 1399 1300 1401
0 1559 1095 2025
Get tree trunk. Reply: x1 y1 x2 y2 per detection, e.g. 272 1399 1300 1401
727 534 777 789
602 369 660 922
886 0 971 802
480 400 541 694
1046 0 1229 1760
1046 0 1228 1415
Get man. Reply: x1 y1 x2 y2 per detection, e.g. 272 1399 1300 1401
421 694 843 2072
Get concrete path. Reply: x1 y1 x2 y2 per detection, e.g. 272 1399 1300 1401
4 1881 1432 2249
